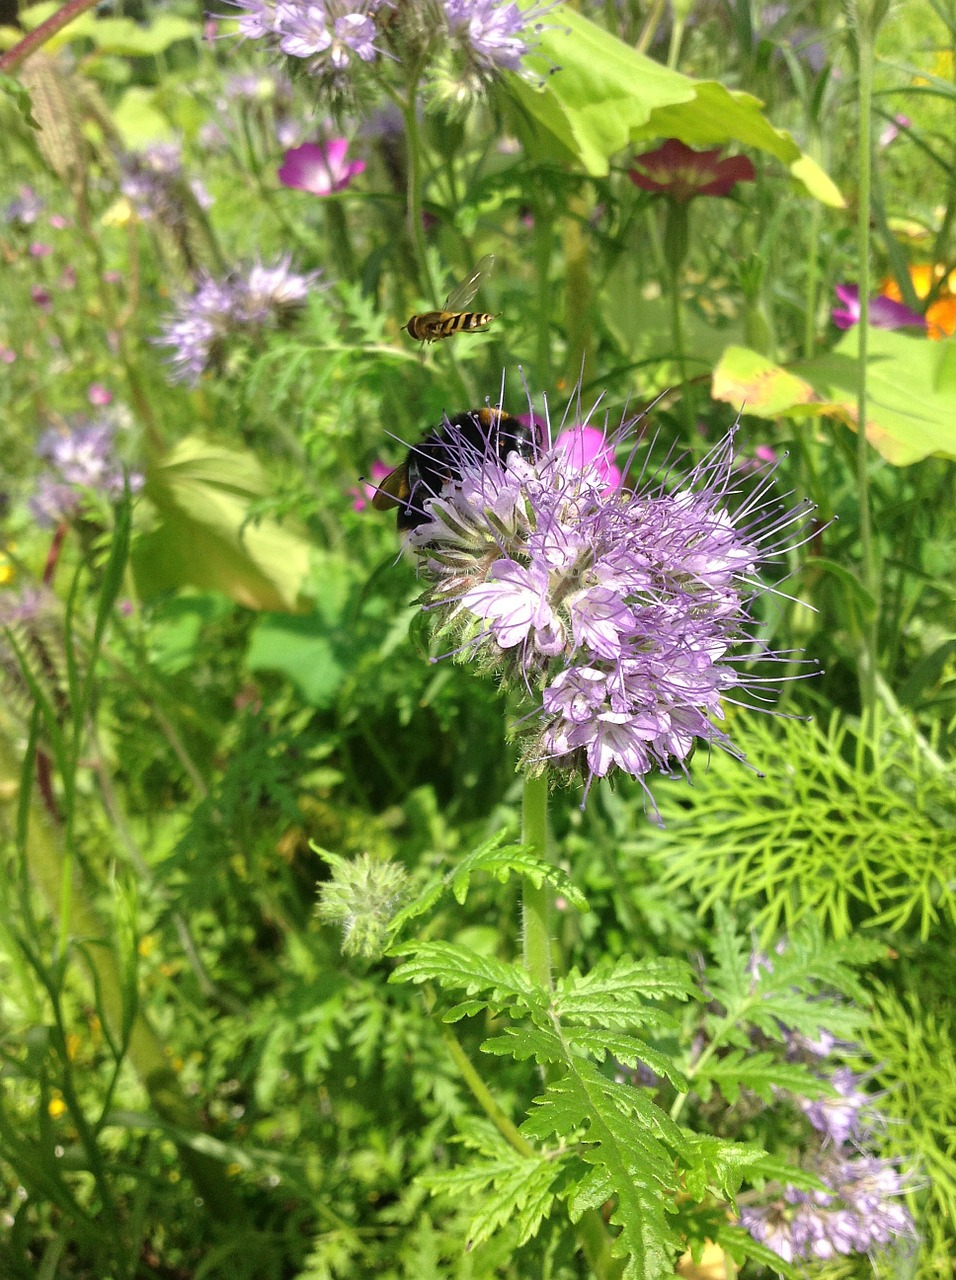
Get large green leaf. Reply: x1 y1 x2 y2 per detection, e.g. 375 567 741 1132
712 334 956 465
803 329 956 465
509 6 842 206
246 555 359 706
132 437 313 611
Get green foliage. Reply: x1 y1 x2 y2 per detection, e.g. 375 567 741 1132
652 713 956 940
1 1 955 1276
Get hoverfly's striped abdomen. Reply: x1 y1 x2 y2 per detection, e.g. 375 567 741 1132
404 310 498 344
403 254 499 345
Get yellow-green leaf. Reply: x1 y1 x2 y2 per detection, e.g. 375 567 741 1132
509 6 843 207
133 437 313 612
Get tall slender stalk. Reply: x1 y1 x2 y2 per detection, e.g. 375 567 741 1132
521 772 552 989
0 731 239 1219
852 5 881 728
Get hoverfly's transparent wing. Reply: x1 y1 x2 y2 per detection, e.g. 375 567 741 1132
443 254 495 311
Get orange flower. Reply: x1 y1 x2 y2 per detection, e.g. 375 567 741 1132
881 264 956 340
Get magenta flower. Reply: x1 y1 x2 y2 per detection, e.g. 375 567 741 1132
554 425 622 490
279 140 365 196
629 139 756 202
352 460 392 511
87 383 113 407
831 284 925 331
878 113 910 148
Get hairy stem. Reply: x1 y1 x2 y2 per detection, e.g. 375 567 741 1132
521 772 552 990
0 0 98 72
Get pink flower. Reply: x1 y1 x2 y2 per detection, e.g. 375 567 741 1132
48 214 69 230
29 242 52 258
278 140 365 196
832 283 924 331
353 460 392 511
878 114 910 148
0 346 16 364
554 425 621 490
31 285 51 309
629 139 755 203
87 383 113 407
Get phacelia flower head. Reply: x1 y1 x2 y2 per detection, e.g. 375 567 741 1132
3 185 45 227
741 1153 917 1263
629 139 756 203
155 257 322 384
119 142 213 224
395 381 816 811
278 139 366 195
224 0 387 100
30 417 143 527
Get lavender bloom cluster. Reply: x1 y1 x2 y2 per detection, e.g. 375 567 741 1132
738 954 917 1263
223 0 554 100
741 1155 916 1263
30 418 143 527
405 396 812 805
156 256 321 385
119 143 213 223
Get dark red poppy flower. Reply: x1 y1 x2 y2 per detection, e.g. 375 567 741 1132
628 139 756 203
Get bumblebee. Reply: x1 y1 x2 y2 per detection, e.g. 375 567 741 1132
404 254 499 344
372 407 537 530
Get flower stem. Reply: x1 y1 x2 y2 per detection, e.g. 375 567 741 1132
0 0 98 72
441 1024 536 1156
669 266 695 438
521 772 552 990
853 5 881 730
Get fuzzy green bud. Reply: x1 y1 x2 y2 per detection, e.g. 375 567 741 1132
316 851 408 960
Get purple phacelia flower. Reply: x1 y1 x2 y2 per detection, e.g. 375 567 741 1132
742 1153 917 1263
225 0 387 90
155 257 322 384
30 418 142 527
798 1067 874 1147
443 0 549 72
3 185 44 227
120 143 213 223
399 384 816 811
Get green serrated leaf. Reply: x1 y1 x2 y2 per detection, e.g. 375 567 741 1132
423 1148 562 1252
451 836 588 911
696 1050 831 1105
522 1064 685 1279
389 942 541 1011
566 1030 687 1090
481 1026 564 1064
554 957 696 1030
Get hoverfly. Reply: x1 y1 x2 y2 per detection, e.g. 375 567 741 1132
372 407 537 531
403 254 499 345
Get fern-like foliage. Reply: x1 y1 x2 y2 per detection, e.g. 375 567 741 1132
865 985 956 1278
388 845 895 1279
651 712 956 940
687 906 885 1107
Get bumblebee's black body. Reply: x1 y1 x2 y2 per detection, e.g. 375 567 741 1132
372 408 537 531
